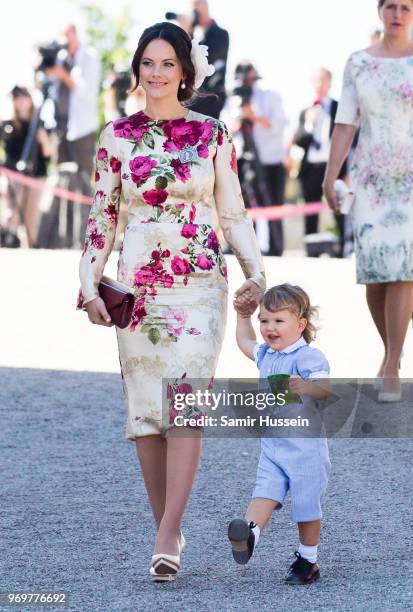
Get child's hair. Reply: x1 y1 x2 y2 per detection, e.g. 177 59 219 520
261 284 318 343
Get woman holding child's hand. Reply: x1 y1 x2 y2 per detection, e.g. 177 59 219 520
234 279 264 316
76 21 266 584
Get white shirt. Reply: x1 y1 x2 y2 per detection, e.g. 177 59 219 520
65 45 101 141
307 97 332 164
250 83 288 165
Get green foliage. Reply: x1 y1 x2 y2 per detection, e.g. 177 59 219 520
80 3 131 75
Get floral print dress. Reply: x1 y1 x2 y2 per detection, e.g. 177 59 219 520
336 50 413 283
77 109 265 439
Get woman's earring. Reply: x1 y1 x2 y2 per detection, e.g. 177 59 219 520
180 81 186 90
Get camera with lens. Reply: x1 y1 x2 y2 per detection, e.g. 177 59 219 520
110 69 132 116
165 9 200 28
233 64 255 106
233 83 253 106
36 41 68 72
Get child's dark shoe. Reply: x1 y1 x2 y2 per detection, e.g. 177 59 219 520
285 551 320 585
227 518 255 565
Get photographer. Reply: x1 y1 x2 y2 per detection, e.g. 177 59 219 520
189 0 229 118
0 86 51 248
229 63 288 256
40 23 101 247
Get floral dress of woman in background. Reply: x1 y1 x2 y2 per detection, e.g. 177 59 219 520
324 0 413 401
77 22 265 581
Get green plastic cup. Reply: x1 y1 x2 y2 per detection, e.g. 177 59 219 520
267 374 302 405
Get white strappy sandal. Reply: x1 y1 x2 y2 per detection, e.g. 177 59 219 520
150 553 181 582
179 531 186 553
150 531 186 582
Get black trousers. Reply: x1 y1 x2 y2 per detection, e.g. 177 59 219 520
300 162 326 235
190 92 226 120
57 130 95 202
300 161 347 256
37 131 95 248
262 163 286 256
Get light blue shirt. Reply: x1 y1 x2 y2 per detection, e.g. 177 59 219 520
250 83 288 165
57 45 101 141
253 336 330 379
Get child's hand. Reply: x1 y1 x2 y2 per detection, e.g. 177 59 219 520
289 375 309 396
233 293 256 316
234 280 263 315
233 296 256 317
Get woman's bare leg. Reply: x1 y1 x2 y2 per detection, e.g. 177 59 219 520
383 282 413 377
366 283 387 376
23 186 42 247
135 435 167 529
6 184 23 235
154 428 202 555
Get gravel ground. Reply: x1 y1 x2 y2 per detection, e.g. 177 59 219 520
1 249 412 610
1 367 412 612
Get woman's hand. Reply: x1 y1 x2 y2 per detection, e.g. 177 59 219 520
322 180 340 214
233 279 263 316
323 123 357 214
85 297 114 327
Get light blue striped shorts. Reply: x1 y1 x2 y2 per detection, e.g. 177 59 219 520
252 437 331 522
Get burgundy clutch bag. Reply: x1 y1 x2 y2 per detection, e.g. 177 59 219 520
98 275 135 329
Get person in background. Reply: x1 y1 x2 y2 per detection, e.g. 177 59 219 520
44 23 101 245
222 63 287 256
221 64 270 254
241 63 288 256
323 0 413 402
0 86 51 247
294 68 347 254
370 28 382 44
189 0 229 118
165 11 193 33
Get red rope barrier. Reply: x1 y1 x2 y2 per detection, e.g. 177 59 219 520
247 202 328 221
0 166 329 220
0 166 93 205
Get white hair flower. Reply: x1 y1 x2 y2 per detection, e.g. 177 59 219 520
190 38 215 89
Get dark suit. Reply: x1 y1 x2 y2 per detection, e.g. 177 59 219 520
295 98 347 246
190 21 229 119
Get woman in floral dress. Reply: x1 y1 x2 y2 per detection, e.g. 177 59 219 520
77 22 265 580
323 0 413 401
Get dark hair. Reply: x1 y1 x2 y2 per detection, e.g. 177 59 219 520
261 284 318 344
377 0 413 14
131 22 196 102
10 85 34 129
11 85 31 99
377 0 411 6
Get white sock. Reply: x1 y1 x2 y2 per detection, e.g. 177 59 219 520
298 542 318 564
250 522 260 546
